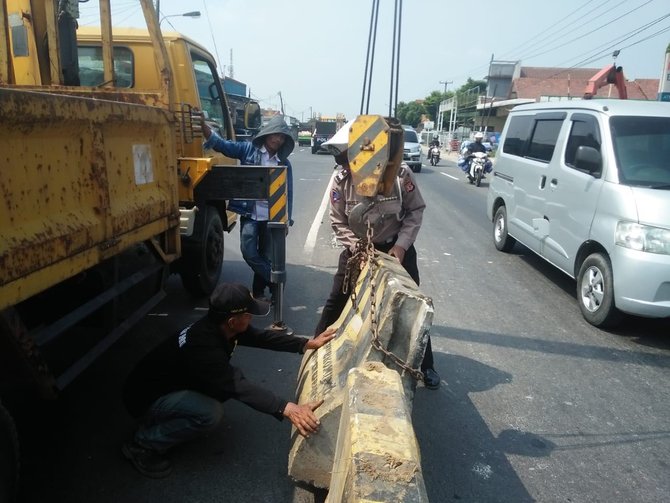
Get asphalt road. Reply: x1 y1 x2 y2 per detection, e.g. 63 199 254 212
15 146 670 502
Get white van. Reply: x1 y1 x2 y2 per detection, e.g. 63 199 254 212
486 99 670 327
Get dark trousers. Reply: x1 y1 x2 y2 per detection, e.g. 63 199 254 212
314 243 434 370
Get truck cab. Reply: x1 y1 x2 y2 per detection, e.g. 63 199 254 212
74 27 261 295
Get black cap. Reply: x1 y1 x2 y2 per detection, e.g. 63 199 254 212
208 283 270 320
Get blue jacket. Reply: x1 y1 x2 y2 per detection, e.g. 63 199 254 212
204 116 294 224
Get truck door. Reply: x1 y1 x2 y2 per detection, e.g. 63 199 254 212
190 52 233 140
541 113 604 275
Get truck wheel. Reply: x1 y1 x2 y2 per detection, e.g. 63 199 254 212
493 206 516 252
0 401 19 503
577 252 622 327
179 206 224 296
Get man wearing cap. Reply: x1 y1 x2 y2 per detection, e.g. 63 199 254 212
202 116 294 301
122 283 335 478
313 119 441 391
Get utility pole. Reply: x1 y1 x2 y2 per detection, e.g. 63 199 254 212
439 80 452 94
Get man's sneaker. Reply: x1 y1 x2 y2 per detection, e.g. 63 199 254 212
423 368 441 390
122 440 172 479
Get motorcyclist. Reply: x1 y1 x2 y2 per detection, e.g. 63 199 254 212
466 131 488 155
459 131 492 180
428 136 440 162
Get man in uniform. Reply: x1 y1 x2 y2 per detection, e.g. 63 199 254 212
313 119 440 390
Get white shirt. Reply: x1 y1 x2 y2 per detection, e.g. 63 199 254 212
252 146 280 221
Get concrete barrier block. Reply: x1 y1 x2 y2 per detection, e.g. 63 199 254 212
325 362 428 503
288 253 433 488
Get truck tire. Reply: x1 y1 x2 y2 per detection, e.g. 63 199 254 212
179 206 224 296
0 401 19 503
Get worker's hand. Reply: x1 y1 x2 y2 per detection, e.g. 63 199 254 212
388 245 406 264
193 108 212 139
284 400 324 438
306 327 336 350
202 120 212 140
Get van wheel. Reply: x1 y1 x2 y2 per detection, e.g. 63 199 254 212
577 253 622 327
0 401 19 503
493 206 516 252
179 206 224 296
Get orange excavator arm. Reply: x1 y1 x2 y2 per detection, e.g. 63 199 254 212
583 65 628 99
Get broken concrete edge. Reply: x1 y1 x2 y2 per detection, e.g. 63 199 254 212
288 252 433 488
325 363 428 503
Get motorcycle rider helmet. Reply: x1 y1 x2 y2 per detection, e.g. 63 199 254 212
474 131 484 140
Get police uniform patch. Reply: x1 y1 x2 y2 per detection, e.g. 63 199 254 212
404 177 415 193
331 188 341 203
334 167 350 185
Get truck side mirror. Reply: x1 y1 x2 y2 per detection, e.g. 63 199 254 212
574 145 602 176
244 102 262 130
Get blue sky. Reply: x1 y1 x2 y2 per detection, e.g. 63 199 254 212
79 0 670 121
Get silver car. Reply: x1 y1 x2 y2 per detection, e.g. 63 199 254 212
486 99 670 327
402 126 422 173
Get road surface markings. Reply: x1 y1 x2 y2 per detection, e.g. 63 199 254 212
440 172 460 180
303 171 336 255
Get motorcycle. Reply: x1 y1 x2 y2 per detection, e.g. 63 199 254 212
428 145 440 166
468 152 489 187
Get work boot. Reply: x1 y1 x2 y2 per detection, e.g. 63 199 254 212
422 368 441 390
122 440 172 479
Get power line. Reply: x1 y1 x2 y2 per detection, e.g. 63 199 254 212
454 0 615 82
553 13 670 70
511 0 622 62
497 0 608 60
525 18 670 87
518 0 655 63
201 0 224 74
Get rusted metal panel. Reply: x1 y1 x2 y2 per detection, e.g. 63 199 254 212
0 87 180 309
0 0 9 84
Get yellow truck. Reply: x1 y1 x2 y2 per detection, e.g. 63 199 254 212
0 1 259 498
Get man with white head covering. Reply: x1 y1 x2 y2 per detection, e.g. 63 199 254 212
314 119 441 390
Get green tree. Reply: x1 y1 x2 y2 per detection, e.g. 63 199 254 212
396 101 425 127
423 90 449 122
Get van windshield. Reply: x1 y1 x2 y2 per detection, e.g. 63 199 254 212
611 116 670 189
404 130 419 143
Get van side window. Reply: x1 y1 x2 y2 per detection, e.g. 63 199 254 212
78 46 133 87
526 120 563 162
565 116 601 169
502 116 532 156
